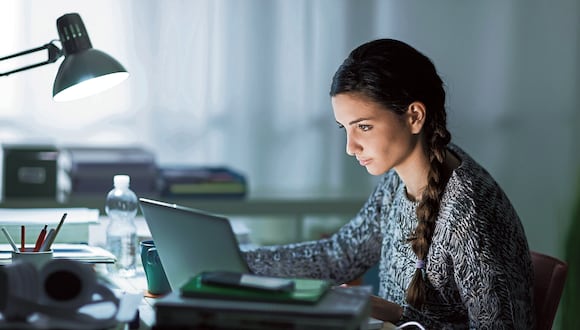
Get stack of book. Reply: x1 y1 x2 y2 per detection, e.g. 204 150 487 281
157 166 247 199
152 272 372 330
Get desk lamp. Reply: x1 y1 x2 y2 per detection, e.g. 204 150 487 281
0 13 128 102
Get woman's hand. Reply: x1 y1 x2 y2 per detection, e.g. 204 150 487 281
338 284 402 322
370 295 403 322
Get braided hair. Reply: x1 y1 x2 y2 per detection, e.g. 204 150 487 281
330 39 451 308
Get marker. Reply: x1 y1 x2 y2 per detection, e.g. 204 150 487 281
1 226 19 252
21 225 25 251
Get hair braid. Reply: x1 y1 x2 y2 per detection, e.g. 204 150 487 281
406 117 451 308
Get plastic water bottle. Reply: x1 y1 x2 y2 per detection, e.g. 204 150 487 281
106 174 138 277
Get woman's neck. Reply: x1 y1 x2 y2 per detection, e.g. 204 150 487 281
396 148 460 202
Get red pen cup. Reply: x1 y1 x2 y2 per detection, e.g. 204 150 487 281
11 247 53 270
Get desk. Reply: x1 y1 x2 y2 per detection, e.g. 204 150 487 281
94 235 396 329
103 271 397 330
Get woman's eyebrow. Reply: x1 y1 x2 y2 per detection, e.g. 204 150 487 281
336 117 373 127
348 117 372 126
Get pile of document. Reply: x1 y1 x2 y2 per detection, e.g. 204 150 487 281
0 243 115 265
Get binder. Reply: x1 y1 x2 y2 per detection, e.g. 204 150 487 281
180 272 331 304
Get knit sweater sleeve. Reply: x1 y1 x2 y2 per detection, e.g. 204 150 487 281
446 185 533 329
242 174 393 284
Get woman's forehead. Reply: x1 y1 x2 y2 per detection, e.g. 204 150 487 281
332 93 390 118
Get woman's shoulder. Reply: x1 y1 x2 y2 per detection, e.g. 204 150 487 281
447 143 507 198
441 144 520 227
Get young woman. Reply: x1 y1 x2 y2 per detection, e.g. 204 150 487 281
243 38 534 329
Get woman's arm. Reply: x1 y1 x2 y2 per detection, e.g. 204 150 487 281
243 208 383 283
243 174 395 284
449 206 534 329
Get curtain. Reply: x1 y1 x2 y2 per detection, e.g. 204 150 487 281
0 0 379 197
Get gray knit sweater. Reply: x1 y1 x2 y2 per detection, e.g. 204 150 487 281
243 144 534 329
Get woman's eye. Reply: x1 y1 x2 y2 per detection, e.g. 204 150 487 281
358 124 372 131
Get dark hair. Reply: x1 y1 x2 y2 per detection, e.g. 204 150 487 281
330 39 451 308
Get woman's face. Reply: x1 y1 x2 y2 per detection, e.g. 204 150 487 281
332 93 421 176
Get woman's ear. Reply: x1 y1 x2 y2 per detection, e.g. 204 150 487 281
407 102 426 134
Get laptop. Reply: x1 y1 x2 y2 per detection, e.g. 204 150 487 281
140 197 385 329
139 198 250 291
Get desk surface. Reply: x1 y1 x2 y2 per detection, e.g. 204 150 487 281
97 240 396 330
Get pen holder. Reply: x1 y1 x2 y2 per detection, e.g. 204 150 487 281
11 248 53 270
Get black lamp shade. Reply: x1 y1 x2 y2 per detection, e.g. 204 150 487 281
52 13 128 102
52 48 129 102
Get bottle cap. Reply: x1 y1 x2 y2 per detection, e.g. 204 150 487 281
113 175 130 188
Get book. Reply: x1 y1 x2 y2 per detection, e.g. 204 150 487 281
153 286 372 330
158 166 247 198
180 272 331 304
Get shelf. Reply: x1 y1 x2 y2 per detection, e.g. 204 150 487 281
0 195 367 219
1 195 367 243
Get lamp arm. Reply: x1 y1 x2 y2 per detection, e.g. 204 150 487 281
0 41 63 77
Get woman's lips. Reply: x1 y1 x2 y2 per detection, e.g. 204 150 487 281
357 158 371 166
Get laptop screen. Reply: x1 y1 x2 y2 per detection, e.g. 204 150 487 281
139 198 250 291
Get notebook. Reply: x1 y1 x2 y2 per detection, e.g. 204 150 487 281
139 198 250 291
181 272 331 304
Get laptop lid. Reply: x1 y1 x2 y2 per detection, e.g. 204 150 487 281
139 198 250 291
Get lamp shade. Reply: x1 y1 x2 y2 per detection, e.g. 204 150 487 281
52 13 128 102
52 49 129 102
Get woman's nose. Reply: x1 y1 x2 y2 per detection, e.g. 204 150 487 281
346 135 360 156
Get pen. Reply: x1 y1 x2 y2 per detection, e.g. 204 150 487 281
54 213 67 238
47 213 67 249
33 225 48 252
1 226 18 252
21 225 25 251
42 213 67 251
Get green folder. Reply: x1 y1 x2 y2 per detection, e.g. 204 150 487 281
180 273 332 304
